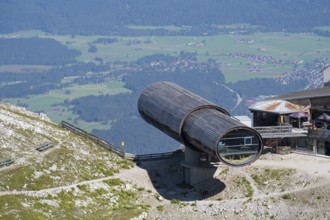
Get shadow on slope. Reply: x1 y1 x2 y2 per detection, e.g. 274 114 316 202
136 150 226 201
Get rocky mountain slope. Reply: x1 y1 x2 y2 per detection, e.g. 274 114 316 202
1 102 330 220
0 102 148 219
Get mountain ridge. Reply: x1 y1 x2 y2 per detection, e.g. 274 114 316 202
1 0 329 34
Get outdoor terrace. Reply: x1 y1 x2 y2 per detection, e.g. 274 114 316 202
253 125 308 138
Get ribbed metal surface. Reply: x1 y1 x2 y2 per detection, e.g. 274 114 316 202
138 81 229 142
182 108 246 157
138 81 263 166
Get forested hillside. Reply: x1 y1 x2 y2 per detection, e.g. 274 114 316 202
0 38 80 65
1 0 329 35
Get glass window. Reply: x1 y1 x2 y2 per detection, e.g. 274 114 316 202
217 128 262 166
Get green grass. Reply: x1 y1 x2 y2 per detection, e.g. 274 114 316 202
0 166 35 191
0 138 125 191
252 168 296 189
233 176 254 198
0 195 48 219
0 182 147 220
282 193 292 200
156 205 164 212
170 199 181 205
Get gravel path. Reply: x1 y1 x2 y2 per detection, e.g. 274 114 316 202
254 153 330 178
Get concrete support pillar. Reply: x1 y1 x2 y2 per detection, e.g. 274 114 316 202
181 147 219 185
184 147 200 164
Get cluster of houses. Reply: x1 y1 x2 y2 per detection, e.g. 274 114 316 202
223 52 303 66
245 66 330 157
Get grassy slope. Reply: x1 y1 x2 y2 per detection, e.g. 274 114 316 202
0 102 147 219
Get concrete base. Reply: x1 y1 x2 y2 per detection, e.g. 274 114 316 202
181 147 220 185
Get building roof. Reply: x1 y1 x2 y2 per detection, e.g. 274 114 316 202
271 87 330 101
249 99 307 114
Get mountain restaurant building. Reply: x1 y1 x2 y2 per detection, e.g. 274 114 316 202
249 66 330 156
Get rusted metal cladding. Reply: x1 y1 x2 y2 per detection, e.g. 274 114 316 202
138 81 263 166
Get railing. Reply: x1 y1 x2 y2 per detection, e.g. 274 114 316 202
0 159 14 167
253 125 307 138
134 152 175 161
60 121 126 158
36 142 54 152
254 125 292 133
59 121 182 161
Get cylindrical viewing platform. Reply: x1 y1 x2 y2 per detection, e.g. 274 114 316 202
138 81 263 167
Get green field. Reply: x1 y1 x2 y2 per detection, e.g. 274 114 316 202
5 80 129 131
8 80 129 111
3 29 330 82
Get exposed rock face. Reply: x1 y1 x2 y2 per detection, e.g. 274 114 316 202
0 102 68 163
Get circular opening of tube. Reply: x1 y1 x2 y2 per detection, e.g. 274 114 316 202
217 128 262 166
